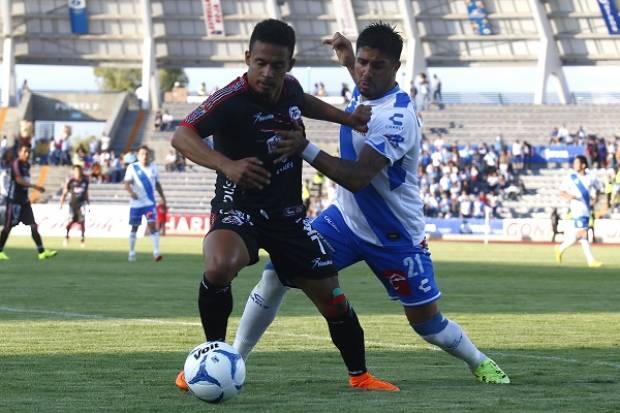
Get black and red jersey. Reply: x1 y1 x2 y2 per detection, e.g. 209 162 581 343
65 177 89 208
180 74 306 215
7 159 30 204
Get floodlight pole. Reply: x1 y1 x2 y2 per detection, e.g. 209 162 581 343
1 0 16 107
530 0 571 104
398 0 427 95
140 0 160 110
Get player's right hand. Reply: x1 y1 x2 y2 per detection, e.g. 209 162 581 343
222 157 271 190
35 185 46 193
323 32 355 69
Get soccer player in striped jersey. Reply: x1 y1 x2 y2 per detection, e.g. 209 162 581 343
123 145 166 262
555 155 603 267
234 24 510 385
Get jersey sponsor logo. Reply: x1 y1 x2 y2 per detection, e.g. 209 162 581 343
388 113 404 127
254 112 275 124
382 270 412 295
288 105 302 121
384 134 405 148
266 135 281 154
275 160 294 175
311 257 333 269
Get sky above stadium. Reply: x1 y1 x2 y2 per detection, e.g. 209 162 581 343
10 64 620 96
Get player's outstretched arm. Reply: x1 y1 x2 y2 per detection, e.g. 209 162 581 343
303 94 370 133
172 126 271 190
59 182 69 208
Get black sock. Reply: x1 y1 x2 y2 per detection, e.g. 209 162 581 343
326 308 367 376
198 276 233 342
0 228 10 251
31 227 44 253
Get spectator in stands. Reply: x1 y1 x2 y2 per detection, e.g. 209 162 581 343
557 124 570 143
432 74 442 107
312 83 319 95
198 82 208 96
597 138 608 169
165 149 177 172
340 83 351 103
0 135 9 160
585 136 598 168
577 126 587 145
317 82 327 96
72 147 92 171
89 138 100 156
100 134 111 152
511 140 523 170
161 110 174 131
418 72 431 110
154 109 163 130
409 81 417 102
549 127 559 144
522 141 533 170
175 152 186 172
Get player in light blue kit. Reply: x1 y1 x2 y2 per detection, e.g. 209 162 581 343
555 155 602 267
123 145 167 262
233 24 509 384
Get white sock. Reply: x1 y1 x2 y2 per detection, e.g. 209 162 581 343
559 234 576 254
150 231 160 256
414 315 487 370
129 231 137 255
579 238 595 263
233 267 289 360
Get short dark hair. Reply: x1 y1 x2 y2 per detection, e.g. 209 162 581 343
356 22 403 62
18 143 32 151
575 155 588 167
137 145 150 152
73 164 82 171
249 19 296 58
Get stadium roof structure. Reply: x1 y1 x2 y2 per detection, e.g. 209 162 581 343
1 0 619 108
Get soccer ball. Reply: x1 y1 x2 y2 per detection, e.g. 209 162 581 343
183 341 246 403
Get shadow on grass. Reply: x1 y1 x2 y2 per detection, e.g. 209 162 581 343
1 348 618 413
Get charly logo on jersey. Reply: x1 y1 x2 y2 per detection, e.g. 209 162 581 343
387 113 404 130
288 106 301 121
254 112 275 124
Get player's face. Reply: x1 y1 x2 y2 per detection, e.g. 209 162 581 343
354 46 400 100
138 149 149 165
245 40 295 101
573 158 585 172
18 147 30 162
73 167 82 179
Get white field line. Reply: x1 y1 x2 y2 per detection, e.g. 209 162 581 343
1 306 619 369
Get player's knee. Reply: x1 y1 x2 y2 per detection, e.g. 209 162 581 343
257 265 288 299
204 257 240 285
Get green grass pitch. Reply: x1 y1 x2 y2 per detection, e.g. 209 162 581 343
1 236 619 412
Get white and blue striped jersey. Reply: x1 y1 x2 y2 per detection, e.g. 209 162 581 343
334 84 425 247
559 171 600 219
123 162 159 208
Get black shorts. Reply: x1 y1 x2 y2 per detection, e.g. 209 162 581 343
69 204 86 223
4 201 36 227
209 207 336 286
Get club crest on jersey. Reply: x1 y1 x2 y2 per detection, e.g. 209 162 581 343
288 106 301 121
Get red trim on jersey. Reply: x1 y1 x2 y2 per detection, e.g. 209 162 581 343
179 76 248 130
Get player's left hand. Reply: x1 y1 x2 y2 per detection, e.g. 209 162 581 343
274 121 308 162
349 104 371 133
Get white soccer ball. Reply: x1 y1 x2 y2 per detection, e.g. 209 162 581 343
183 341 246 403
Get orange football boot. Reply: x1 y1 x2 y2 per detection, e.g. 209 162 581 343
349 372 400 392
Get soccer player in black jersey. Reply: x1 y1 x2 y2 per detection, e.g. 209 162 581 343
171 19 398 392
60 165 89 247
0 144 57 261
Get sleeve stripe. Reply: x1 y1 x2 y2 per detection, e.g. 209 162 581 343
183 77 248 127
